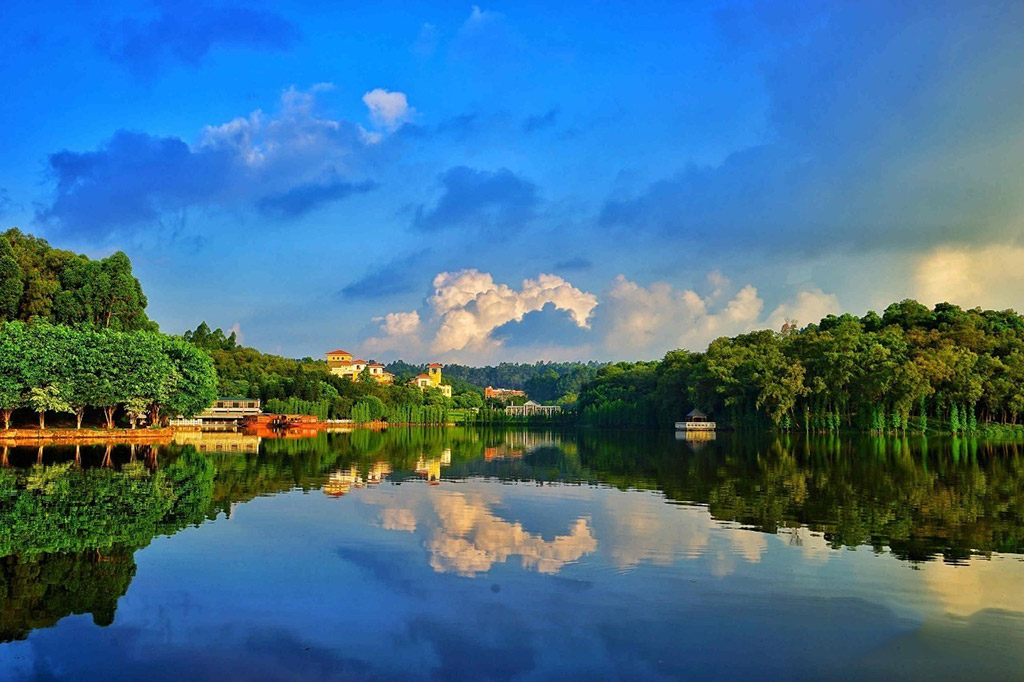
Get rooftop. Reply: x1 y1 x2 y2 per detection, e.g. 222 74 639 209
327 349 351 355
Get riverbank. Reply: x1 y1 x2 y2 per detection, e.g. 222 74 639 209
0 427 175 446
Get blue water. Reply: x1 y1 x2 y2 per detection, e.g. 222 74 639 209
0 429 1022 680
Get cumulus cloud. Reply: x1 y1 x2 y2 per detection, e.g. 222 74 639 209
377 311 421 337
429 270 597 354
362 88 416 132
359 268 842 362
766 289 841 330
102 1 300 74
361 269 597 361
38 85 388 237
599 2 1024 255
362 310 424 357
914 244 1024 311
412 166 539 233
602 273 840 356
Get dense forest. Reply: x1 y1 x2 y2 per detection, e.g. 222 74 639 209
579 300 1024 434
0 229 154 331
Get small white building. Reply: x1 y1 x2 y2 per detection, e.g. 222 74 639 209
505 400 562 418
675 409 716 431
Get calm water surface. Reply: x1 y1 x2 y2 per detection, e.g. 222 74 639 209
0 429 1023 680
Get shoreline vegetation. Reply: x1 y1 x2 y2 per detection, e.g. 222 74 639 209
4 230 1024 440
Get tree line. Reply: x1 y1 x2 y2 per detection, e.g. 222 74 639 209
578 300 1024 434
0 321 217 429
388 360 603 403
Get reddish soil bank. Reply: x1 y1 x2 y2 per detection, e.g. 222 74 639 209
0 427 175 445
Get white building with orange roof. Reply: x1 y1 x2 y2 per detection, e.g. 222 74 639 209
407 362 452 397
325 350 394 384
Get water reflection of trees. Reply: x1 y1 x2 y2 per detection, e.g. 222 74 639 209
5 428 1024 643
569 432 1024 564
0 550 135 642
0 448 213 642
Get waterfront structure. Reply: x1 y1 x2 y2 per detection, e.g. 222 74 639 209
485 386 526 401
326 349 394 384
675 409 716 431
505 400 562 418
407 362 453 398
169 397 261 428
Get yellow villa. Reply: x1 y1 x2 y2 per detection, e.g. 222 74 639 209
408 362 452 398
325 349 395 385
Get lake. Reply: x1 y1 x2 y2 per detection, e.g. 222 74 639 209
0 428 1022 680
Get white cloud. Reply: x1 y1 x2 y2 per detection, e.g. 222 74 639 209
914 244 1024 311
362 88 416 132
767 289 841 329
200 84 359 173
377 310 421 336
363 311 424 356
429 270 597 354
360 269 841 363
604 274 840 356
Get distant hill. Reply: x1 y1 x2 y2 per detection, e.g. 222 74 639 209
386 360 607 402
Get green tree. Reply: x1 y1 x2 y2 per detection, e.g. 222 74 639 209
0 236 22 321
27 385 72 430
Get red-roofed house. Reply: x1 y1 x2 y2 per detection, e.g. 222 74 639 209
326 351 394 384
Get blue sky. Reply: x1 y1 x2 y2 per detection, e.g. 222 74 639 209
4 0 1024 362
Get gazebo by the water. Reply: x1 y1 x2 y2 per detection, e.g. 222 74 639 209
676 409 716 431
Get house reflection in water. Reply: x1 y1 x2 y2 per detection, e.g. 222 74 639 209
324 466 362 497
675 429 716 445
324 462 393 497
485 431 562 460
365 461 392 484
415 449 451 484
171 431 261 454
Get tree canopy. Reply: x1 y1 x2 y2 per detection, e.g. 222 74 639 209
0 321 216 428
1 229 154 331
578 300 1024 433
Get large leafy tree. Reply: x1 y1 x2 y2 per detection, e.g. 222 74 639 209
2 229 154 331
